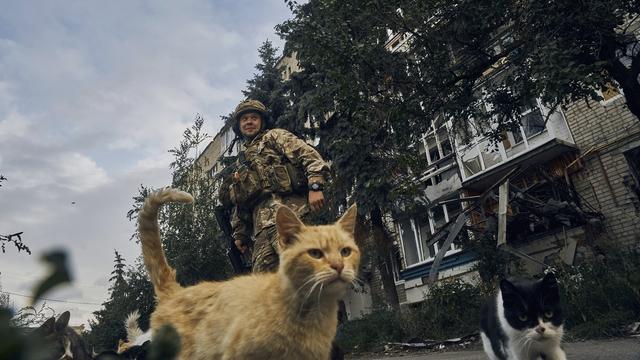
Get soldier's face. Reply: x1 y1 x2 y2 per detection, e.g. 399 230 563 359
239 112 262 138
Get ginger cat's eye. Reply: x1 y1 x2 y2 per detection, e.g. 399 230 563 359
544 310 554 318
340 247 352 257
518 314 528 322
308 249 323 259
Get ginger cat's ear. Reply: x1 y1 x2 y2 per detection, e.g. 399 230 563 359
338 204 357 235
276 205 305 248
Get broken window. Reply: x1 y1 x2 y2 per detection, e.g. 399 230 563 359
482 150 502 169
426 135 441 163
446 199 463 219
417 214 433 259
521 106 545 138
431 205 446 230
507 99 546 144
398 220 420 266
438 128 453 157
511 126 524 144
397 197 465 271
463 155 482 177
422 118 454 165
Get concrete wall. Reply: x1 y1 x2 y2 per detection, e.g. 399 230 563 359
396 262 479 305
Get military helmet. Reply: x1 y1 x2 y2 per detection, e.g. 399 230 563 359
232 99 272 136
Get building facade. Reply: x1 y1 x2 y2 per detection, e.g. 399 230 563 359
386 31 640 305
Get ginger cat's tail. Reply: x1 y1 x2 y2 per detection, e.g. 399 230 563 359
138 187 193 298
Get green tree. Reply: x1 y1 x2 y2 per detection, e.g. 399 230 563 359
87 250 133 351
163 116 231 285
282 0 640 142
243 40 291 131
122 260 155 332
278 0 433 309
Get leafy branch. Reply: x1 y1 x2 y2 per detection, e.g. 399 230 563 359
0 175 31 255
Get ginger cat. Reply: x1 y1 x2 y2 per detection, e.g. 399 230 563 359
138 188 360 360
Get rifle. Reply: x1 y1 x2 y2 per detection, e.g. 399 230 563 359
214 205 252 274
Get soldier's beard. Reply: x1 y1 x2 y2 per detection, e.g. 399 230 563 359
243 126 263 140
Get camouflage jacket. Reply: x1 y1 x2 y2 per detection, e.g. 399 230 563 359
230 128 329 242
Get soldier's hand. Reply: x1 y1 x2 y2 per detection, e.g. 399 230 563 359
308 190 325 212
234 239 248 254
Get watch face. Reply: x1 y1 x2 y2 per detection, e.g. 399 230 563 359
311 183 321 191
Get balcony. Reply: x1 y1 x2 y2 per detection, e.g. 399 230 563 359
457 102 577 192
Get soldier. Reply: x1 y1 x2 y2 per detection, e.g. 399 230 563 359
227 99 329 273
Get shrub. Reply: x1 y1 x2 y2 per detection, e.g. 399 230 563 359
556 246 640 338
336 279 483 352
336 309 405 352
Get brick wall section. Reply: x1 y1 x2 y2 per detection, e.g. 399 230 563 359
563 96 640 251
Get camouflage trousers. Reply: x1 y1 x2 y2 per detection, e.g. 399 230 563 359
252 225 280 273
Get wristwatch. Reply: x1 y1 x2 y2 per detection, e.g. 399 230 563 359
309 182 324 191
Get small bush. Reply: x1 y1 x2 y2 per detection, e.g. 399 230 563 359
556 246 640 338
336 309 406 352
401 279 483 340
336 279 483 352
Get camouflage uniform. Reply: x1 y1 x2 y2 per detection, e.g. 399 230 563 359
230 128 328 272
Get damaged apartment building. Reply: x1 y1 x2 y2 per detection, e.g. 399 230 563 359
388 30 640 305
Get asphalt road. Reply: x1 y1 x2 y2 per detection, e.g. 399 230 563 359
351 338 640 360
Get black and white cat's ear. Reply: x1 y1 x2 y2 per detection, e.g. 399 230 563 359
36 317 56 335
541 272 561 300
541 272 559 288
499 279 522 305
276 205 305 248
55 311 71 333
338 204 357 235
499 279 519 298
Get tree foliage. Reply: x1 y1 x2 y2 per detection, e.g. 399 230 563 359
86 251 133 351
243 40 290 131
162 116 231 285
280 0 639 145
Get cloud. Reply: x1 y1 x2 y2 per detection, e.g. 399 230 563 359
0 0 292 327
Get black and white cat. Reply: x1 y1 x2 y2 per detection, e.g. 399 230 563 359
480 272 566 360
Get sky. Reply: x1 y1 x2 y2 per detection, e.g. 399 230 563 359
0 0 290 327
